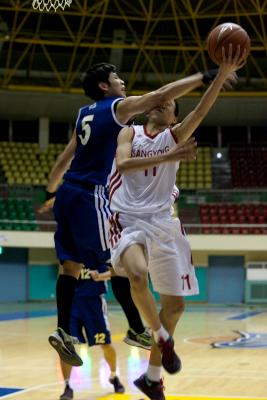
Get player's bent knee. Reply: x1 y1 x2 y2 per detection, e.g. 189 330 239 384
163 301 185 319
129 271 149 292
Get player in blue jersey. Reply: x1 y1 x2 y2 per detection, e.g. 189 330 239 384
59 265 125 400
40 62 237 367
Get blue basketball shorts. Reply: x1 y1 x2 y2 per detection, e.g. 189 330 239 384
53 181 111 268
70 294 111 346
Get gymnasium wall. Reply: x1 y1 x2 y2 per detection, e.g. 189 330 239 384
0 239 266 304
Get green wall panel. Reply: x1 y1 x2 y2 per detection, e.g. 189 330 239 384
186 267 207 302
29 264 57 300
105 280 114 301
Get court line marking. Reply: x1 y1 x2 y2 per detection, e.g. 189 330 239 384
167 396 267 400
1 380 267 400
183 333 267 350
3 361 267 380
224 311 266 321
0 381 109 399
183 335 235 346
0 382 59 398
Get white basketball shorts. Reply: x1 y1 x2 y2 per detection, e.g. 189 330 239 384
109 212 199 297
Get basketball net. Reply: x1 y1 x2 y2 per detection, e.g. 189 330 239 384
32 0 72 12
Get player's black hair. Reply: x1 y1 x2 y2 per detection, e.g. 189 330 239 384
81 63 117 101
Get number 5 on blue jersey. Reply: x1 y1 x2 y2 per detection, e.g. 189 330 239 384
79 115 94 145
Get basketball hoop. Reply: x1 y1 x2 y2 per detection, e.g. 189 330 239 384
32 0 72 12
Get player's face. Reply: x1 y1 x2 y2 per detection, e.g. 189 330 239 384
107 72 126 97
148 100 177 126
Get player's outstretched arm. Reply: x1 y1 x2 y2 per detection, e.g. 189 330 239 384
172 44 246 143
37 132 76 213
116 72 205 124
116 127 197 174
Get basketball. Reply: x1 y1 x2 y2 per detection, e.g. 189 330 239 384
207 22 251 65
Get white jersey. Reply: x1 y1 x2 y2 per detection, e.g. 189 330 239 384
109 125 179 215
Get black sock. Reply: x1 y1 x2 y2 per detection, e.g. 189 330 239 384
56 274 78 334
111 276 145 334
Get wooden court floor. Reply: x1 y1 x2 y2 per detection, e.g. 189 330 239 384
0 303 267 400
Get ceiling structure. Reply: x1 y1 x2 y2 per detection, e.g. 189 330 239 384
0 0 266 95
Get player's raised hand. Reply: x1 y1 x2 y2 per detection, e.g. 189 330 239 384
220 44 247 74
167 137 197 162
218 44 246 91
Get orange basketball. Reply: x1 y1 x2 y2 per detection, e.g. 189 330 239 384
207 22 250 65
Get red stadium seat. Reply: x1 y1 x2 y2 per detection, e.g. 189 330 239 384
229 146 267 188
198 202 267 235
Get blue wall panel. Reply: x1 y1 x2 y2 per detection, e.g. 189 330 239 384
0 248 27 302
208 256 245 304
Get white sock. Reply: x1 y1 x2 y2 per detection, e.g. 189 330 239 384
110 371 116 379
154 325 169 342
146 364 162 382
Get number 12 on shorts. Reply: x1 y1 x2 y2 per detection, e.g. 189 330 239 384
144 166 157 176
94 333 106 344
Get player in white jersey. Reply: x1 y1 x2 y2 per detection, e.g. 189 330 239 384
110 123 182 215
109 46 246 400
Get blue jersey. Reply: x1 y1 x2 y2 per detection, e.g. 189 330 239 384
75 265 108 297
64 96 126 187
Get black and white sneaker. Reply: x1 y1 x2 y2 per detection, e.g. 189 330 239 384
59 384 73 400
124 327 152 350
109 376 125 393
48 327 83 366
